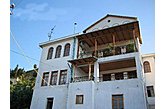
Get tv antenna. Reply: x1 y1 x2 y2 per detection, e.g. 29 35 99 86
48 26 56 41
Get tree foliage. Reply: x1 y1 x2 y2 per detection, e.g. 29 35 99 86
10 65 37 109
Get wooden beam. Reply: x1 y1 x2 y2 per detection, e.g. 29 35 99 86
88 63 91 80
94 39 98 57
132 30 137 51
112 34 116 55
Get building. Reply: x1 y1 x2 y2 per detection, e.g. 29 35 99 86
142 54 155 109
30 14 155 109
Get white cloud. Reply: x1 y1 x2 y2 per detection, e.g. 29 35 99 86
13 3 68 21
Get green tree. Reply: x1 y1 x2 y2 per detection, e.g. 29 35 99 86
10 65 37 109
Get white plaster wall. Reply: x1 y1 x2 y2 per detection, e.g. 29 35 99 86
31 38 75 109
30 86 68 109
142 55 155 87
94 79 147 109
86 16 137 33
67 81 95 109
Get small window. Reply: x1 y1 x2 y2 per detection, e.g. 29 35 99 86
59 70 67 85
50 71 58 85
144 61 151 73
147 86 155 97
76 95 84 104
46 98 53 109
112 94 124 109
47 47 54 60
55 45 62 58
128 70 137 79
41 72 49 86
63 43 70 57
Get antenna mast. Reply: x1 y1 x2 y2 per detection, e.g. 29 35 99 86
48 26 56 41
74 22 77 34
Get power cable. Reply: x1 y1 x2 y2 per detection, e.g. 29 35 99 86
10 30 54 88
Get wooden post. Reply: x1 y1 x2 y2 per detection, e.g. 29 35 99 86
88 63 91 80
112 34 116 55
94 39 97 57
132 30 137 52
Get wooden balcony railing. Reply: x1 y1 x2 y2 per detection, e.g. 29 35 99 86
78 44 136 59
72 76 94 83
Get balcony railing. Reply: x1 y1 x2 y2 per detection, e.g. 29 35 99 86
78 44 136 59
72 76 94 83
98 70 137 82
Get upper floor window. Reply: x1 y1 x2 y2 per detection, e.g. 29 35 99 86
50 71 58 85
55 45 62 58
59 70 67 85
63 43 70 57
47 47 54 60
41 72 49 86
143 61 151 73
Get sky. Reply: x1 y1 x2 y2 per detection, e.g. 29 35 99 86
10 0 155 71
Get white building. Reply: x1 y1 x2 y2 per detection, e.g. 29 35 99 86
30 14 155 109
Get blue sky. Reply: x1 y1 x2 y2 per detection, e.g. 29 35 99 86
10 0 155 70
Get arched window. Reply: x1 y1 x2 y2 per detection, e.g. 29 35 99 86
143 61 151 73
63 43 70 57
47 47 54 60
55 45 62 58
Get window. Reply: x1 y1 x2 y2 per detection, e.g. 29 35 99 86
47 47 54 60
63 43 70 56
55 45 62 58
50 71 58 85
115 73 124 80
147 86 155 97
59 70 67 85
112 94 124 109
41 72 49 86
103 74 111 81
143 61 151 73
76 95 84 104
46 98 53 109
128 70 137 79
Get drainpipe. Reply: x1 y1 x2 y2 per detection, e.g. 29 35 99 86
66 36 76 109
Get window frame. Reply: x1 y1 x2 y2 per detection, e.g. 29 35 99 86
59 70 67 85
112 94 124 109
63 43 70 57
46 98 54 109
147 86 155 97
41 72 49 86
50 71 58 85
76 95 84 104
55 45 62 58
47 47 54 60
143 61 151 73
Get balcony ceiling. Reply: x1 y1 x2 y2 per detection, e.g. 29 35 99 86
77 21 142 47
68 56 97 66
99 58 136 71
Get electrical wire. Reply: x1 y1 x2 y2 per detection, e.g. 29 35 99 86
10 30 54 88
